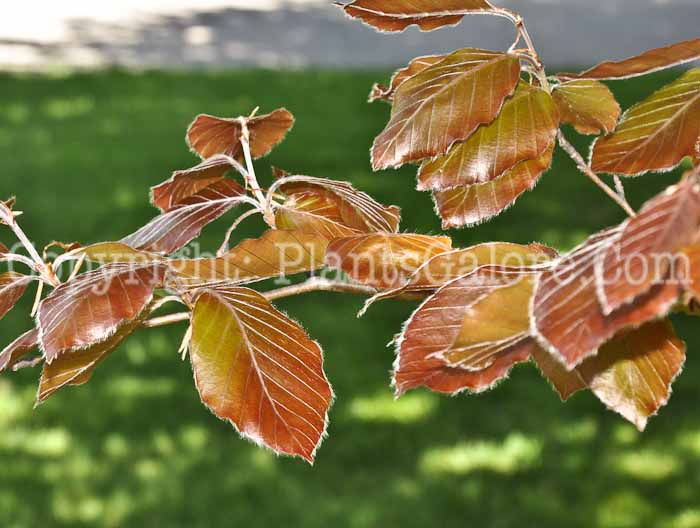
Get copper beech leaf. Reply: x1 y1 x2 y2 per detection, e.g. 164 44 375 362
37 317 146 403
531 228 682 369
325 233 453 289
151 155 238 213
369 54 448 103
190 287 333 463
187 108 294 160
552 80 621 135
76 243 166 265
679 244 700 300
596 179 700 314
371 48 521 170
433 144 554 228
418 83 559 191
590 68 700 176
275 176 401 240
393 267 540 396
558 39 700 81
122 179 246 255
0 242 8 254
533 320 685 431
37 263 167 362
0 272 33 320
0 329 39 373
341 0 494 33
167 230 328 289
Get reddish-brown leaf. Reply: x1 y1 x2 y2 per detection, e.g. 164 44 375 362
275 176 401 240
394 267 540 396
0 329 39 373
371 48 521 170
38 318 144 403
433 145 554 228
558 39 700 81
341 0 494 33
596 179 700 313
679 244 700 300
369 54 448 103
187 108 294 160
590 68 700 176
123 179 246 255
553 80 621 135
418 83 559 191
325 233 453 289
37 263 167 362
0 272 33 321
534 320 685 431
76 242 166 265
190 286 333 463
151 155 238 213
167 230 328 290
0 242 8 254
532 228 682 368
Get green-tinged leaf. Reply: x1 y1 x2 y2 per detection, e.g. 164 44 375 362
558 39 700 81
38 318 145 403
553 80 620 135
393 267 540 396
122 179 246 255
187 108 294 160
167 230 328 289
433 144 554 228
325 233 453 289
591 68 700 175
533 320 685 431
37 263 167 362
418 83 559 191
371 48 520 170
151 155 237 213
190 287 333 463
0 272 33 321
0 329 39 373
341 0 494 33
275 176 401 240
76 242 166 265
369 54 448 103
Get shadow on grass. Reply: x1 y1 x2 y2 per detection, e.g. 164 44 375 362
0 69 698 527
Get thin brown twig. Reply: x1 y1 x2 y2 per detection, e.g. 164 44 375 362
557 130 636 217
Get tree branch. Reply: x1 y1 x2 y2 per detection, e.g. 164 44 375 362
557 130 636 217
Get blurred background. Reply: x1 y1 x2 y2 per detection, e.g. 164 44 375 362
1 1 700 527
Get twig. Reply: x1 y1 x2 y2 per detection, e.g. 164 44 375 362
238 118 276 227
142 278 378 328
557 131 636 217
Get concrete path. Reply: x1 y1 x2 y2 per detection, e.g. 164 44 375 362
0 1 698 69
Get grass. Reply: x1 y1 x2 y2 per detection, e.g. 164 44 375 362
1 68 699 528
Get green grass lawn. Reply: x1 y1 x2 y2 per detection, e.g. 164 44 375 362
1 68 699 528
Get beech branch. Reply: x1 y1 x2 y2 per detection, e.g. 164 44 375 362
557 131 636 217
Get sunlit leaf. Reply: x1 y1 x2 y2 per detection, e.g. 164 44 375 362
275 176 401 240
38 318 145 403
151 155 237 213
0 272 33 321
596 179 700 313
590 68 700 175
187 108 294 160
325 233 453 289
534 320 685 431
37 263 167 362
77 242 166 265
0 329 39 373
369 54 448 103
679 244 700 300
371 48 520 170
532 228 682 368
123 179 246 255
553 80 620 135
433 145 554 228
190 286 333 463
168 230 328 289
341 0 494 33
558 39 700 81
394 267 539 396
418 83 559 191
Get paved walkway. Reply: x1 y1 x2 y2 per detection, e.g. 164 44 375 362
0 1 698 69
